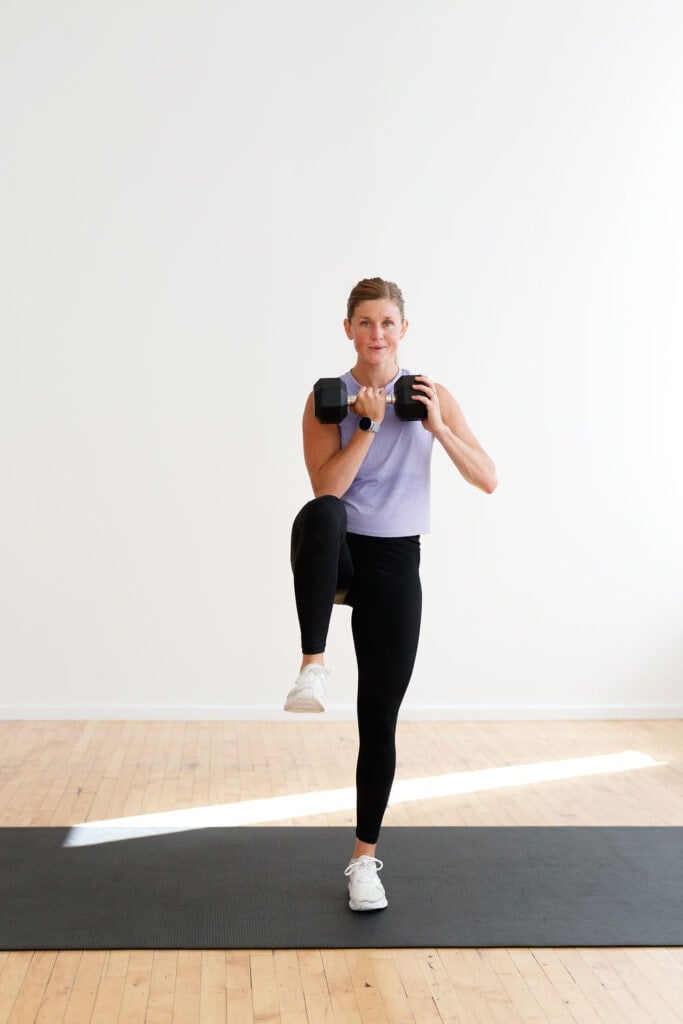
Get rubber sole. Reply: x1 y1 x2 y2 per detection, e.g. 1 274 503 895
349 896 389 912
283 693 325 713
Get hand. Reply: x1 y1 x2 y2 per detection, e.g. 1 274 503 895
353 386 386 423
411 375 445 435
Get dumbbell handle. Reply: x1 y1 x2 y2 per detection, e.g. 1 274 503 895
348 392 398 407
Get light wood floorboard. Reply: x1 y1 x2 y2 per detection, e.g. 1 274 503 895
0 719 682 1023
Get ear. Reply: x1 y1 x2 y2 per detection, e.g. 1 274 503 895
343 318 353 340
400 318 409 339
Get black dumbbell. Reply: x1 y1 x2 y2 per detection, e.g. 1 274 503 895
314 375 427 424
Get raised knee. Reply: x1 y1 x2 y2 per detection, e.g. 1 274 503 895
299 495 347 531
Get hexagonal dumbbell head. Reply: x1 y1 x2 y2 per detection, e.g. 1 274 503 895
314 378 350 424
393 374 427 421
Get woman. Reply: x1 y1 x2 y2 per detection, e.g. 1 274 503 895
285 277 497 911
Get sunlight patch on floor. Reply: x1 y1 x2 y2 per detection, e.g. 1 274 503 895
63 749 664 846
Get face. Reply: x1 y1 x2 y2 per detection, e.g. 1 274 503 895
343 299 409 367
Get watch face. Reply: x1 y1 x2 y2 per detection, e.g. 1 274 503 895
359 417 371 431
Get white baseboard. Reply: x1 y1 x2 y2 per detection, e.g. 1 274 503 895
0 704 681 721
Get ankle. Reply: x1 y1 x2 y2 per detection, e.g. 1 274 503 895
351 840 377 861
300 653 325 671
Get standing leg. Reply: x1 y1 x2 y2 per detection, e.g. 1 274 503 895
351 535 422 844
343 533 421 909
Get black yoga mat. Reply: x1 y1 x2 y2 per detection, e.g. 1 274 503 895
1 826 681 949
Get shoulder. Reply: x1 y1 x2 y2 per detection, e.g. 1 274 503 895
433 381 462 421
434 381 456 406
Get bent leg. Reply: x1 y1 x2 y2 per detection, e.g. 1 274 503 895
290 495 354 655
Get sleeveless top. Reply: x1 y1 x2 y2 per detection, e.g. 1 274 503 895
338 367 434 537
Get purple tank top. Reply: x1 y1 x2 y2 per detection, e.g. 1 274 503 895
338 367 434 537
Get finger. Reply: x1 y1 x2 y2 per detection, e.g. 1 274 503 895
412 384 435 399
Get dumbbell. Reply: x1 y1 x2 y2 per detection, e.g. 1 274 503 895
314 375 427 424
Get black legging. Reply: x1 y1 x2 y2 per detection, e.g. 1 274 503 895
290 495 422 844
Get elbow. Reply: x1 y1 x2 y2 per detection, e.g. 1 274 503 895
482 463 498 494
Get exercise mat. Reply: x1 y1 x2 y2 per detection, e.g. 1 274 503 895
1 826 681 949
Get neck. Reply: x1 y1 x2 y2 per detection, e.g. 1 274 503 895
351 359 400 389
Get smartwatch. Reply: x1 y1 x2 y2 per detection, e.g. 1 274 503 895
358 417 381 433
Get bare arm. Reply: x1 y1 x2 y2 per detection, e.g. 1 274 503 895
302 389 385 498
411 376 498 494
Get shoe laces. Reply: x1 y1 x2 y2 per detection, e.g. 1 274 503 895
302 664 328 679
344 855 383 880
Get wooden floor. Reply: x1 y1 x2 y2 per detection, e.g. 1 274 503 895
1 718 682 1023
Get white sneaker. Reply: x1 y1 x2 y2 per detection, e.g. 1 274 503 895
283 664 329 713
344 856 388 911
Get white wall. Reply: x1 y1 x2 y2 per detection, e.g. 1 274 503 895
2 0 682 718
